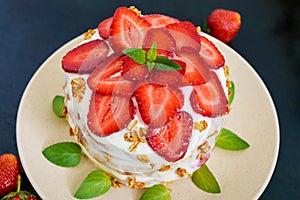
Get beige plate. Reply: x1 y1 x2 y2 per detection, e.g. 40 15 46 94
16 34 279 200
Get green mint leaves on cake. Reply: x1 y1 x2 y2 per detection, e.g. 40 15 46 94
74 170 112 199
192 164 220 194
42 142 82 167
122 42 182 71
139 184 171 200
228 81 235 106
216 128 250 150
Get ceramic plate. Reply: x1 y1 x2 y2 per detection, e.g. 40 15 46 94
16 34 279 200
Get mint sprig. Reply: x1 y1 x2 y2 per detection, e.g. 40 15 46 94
122 42 181 71
228 81 235 106
139 184 171 200
42 142 82 167
52 95 66 117
216 128 250 150
74 170 111 199
192 164 220 194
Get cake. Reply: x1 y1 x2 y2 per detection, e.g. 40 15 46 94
62 6 230 188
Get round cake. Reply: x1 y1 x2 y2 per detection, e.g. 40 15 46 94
62 6 230 188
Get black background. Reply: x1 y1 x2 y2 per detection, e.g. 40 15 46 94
0 0 299 199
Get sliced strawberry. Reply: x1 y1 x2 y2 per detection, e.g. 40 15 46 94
87 54 134 96
175 47 210 86
97 17 112 39
109 7 151 52
134 83 184 127
147 59 186 86
88 93 134 136
143 14 179 28
121 56 149 81
143 27 176 52
147 111 193 162
190 72 228 117
166 21 201 51
199 36 225 69
62 39 109 74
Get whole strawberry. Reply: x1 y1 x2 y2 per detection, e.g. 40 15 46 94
0 154 20 197
206 9 241 43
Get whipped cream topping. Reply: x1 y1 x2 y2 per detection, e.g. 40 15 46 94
64 31 228 187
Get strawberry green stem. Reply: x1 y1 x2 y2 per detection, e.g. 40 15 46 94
17 174 21 193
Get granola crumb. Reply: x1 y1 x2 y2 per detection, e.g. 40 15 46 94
196 26 201 33
83 29 96 40
71 78 86 103
194 120 208 132
137 154 150 163
128 178 146 189
176 167 189 178
224 64 230 78
111 180 125 189
127 119 138 131
129 141 139 152
129 6 141 16
159 165 172 172
104 154 112 162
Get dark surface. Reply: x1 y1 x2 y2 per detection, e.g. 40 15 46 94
0 0 299 199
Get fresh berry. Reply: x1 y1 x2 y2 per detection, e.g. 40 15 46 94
147 111 193 162
147 59 186 86
143 28 176 52
199 36 225 69
190 72 228 117
87 55 134 96
143 14 179 28
121 56 148 81
134 83 184 127
166 21 201 50
175 47 210 86
0 154 20 197
109 7 151 52
87 93 134 136
207 9 241 43
97 17 112 39
9 194 38 200
62 39 109 74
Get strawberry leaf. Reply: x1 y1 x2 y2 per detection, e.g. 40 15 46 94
155 56 182 71
42 142 82 167
139 184 171 200
228 81 235 106
192 164 220 194
147 42 157 62
122 48 146 64
147 61 155 71
52 95 66 118
216 128 250 150
74 170 111 199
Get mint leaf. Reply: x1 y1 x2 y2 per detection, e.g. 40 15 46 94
42 142 82 167
139 184 171 200
147 61 155 71
192 164 220 194
52 95 66 117
122 48 146 64
216 128 250 150
228 81 235 106
155 56 182 71
147 42 157 62
74 170 111 199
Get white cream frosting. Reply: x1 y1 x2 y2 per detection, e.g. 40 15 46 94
64 31 228 187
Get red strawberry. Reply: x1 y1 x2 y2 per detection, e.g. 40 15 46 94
87 93 134 136
147 111 193 162
1 169 38 200
147 59 186 86
62 39 109 74
143 14 179 28
143 28 176 52
166 21 201 51
199 36 225 69
190 72 228 117
207 9 241 43
134 83 184 127
121 56 149 81
97 17 112 39
87 55 134 96
0 154 20 197
175 47 210 86
109 7 151 52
